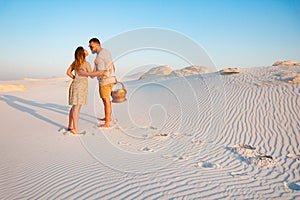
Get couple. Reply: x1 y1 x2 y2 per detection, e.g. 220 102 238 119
66 38 116 134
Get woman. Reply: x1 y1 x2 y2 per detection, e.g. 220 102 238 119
66 46 92 134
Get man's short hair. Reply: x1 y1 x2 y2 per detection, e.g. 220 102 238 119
89 38 100 44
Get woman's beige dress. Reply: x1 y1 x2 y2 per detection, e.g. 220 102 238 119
69 61 91 105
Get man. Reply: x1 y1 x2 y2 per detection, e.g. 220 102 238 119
80 38 116 127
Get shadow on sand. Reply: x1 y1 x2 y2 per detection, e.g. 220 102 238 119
0 95 96 129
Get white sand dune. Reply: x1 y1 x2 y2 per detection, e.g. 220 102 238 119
0 65 299 199
138 65 173 80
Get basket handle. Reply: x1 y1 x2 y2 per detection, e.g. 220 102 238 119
115 82 126 90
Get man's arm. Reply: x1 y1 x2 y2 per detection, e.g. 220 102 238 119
79 69 104 77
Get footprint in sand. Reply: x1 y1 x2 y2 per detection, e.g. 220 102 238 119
228 143 258 158
140 146 154 152
149 126 158 130
230 143 256 150
65 131 86 136
172 132 182 136
152 133 168 137
191 138 202 145
176 155 191 161
197 161 221 169
287 153 300 160
228 144 277 168
254 154 277 167
58 128 68 134
118 141 131 146
228 171 248 177
162 154 191 161
58 128 86 136
151 133 169 140
284 181 300 191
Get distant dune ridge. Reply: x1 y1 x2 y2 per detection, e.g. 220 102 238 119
138 65 215 80
1 60 299 93
134 60 300 81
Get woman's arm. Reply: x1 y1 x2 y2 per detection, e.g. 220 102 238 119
66 65 75 79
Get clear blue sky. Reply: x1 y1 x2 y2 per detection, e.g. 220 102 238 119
0 0 299 80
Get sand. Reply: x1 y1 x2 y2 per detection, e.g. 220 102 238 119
0 65 299 199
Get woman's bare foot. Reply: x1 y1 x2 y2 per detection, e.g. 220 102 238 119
71 129 79 134
67 127 73 131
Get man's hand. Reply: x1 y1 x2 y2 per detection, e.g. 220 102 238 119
78 68 88 76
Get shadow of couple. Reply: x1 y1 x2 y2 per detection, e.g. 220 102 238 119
0 95 96 131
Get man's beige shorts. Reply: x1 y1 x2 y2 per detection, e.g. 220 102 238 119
99 83 114 99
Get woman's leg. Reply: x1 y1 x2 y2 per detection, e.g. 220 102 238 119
68 107 73 130
72 105 82 134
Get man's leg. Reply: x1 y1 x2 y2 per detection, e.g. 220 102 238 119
99 83 114 127
101 97 111 127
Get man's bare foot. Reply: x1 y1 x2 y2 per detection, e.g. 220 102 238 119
99 123 110 128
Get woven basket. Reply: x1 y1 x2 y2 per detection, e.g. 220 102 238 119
111 82 127 103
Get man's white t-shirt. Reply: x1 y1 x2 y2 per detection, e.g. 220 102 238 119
95 48 116 86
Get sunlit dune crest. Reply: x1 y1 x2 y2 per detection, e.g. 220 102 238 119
0 84 26 92
169 65 215 77
273 60 300 66
289 76 300 84
220 67 241 75
139 65 215 80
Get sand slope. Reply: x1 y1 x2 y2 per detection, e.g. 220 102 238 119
0 66 299 199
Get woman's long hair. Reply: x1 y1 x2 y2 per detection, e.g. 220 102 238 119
73 46 86 73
